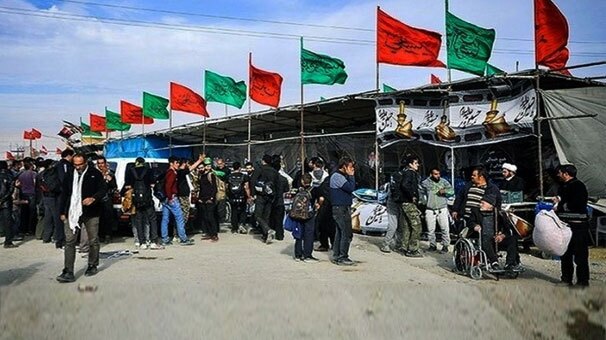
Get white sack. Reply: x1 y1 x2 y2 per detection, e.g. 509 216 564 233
533 210 572 256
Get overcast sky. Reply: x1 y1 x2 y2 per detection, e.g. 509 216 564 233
1 0 605 155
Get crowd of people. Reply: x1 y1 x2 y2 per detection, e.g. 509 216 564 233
0 151 592 288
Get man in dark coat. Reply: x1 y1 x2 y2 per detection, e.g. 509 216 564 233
56 154 107 283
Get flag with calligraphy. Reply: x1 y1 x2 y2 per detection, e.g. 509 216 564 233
249 58 283 108
143 92 170 119
301 44 348 85
121 100 154 124
534 0 570 75
170 82 209 117
205 70 247 109
375 87 537 148
446 11 495 76
5 151 15 160
376 8 445 67
31 128 42 139
90 113 107 132
106 109 131 131
23 130 34 140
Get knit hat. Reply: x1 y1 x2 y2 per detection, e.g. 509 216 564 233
502 163 517 173
203 157 212 166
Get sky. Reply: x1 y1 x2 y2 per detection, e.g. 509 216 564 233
1 0 605 156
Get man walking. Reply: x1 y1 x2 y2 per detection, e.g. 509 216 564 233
251 154 279 244
420 167 454 253
227 162 251 234
1 161 16 248
96 157 117 244
399 155 423 258
197 157 219 242
56 154 107 282
330 157 356 265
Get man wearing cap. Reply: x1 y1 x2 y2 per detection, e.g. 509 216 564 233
500 163 525 193
197 157 219 242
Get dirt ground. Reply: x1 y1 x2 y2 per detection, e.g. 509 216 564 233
0 230 604 340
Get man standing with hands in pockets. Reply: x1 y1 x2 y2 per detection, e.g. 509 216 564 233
56 154 107 283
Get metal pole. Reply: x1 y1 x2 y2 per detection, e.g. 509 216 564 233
536 72 544 198
169 109 173 157
375 9 380 191
203 117 207 154
300 37 305 164
248 52 252 162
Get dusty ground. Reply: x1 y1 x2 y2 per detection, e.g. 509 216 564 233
0 230 604 340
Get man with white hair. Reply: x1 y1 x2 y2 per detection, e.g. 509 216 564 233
500 163 525 193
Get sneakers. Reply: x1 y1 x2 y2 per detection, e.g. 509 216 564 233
237 225 247 234
139 243 148 250
440 245 449 254
505 263 524 272
405 250 423 258
294 256 304 262
490 262 502 271
56 269 75 283
179 239 195 246
428 245 437 252
303 256 320 263
84 265 98 277
336 258 355 266
134 242 140 248
379 245 391 253
161 240 173 246
210 236 219 243
3 243 18 249
266 230 276 244
149 243 165 250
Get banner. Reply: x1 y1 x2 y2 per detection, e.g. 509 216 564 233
376 88 536 148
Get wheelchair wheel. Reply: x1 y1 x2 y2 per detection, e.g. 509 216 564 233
453 238 475 274
470 266 483 280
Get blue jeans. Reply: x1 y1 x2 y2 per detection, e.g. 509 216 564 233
161 198 187 242
332 205 352 261
294 216 316 259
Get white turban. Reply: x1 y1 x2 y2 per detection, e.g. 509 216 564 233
502 163 517 173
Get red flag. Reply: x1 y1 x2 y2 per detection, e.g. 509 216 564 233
90 113 107 132
534 0 570 75
170 82 209 117
5 151 15 160
31 128 42 139
249 58 283 108
377 8 445 67
56 148 62 155
40 145 48 155
121 101 154 124
430 74 442 84
23 130 34 140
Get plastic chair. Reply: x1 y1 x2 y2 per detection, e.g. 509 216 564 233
597 216 606 247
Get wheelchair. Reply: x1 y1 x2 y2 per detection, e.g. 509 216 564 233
452 222 524 281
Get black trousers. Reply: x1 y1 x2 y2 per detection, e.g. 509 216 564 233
99 199 116 240
316 204 335 248
561 225 590 285
230 200 246 231
1 207 14 244
270 204 285 240
198 202 218 237
254 196 273 235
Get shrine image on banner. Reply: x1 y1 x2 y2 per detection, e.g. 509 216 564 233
375 88 536 148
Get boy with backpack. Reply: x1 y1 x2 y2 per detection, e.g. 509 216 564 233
123 157 163 249
227 162 251 234
291 173 322 262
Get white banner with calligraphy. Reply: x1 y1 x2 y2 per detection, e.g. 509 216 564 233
376 88 536 148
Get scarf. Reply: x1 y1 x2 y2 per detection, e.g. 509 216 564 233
68 166 88 232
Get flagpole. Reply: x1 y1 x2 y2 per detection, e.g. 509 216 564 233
141 107 145 136
533 0 544 198
375 6 380 191
169 109 173 157
225 104 228 118
299 37 305 165
203 117 207 154
247 52 252 162
445 0 452 83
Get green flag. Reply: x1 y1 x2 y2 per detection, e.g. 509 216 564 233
446 11 495 76
143 92 169 119
105 109 131 131
486 63 505 76
383 84 397 93
80 122 102 137
204 70 247 109
301 47 348 85
320 96 327 101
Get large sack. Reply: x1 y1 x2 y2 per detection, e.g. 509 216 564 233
533 210 572 256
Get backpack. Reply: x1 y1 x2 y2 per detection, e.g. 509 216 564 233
132 168 153 207
254 177 274 196
153 171 167 203
39 166 61 194
289 187 313 221
211 172 227 201
389 170 405 203
227 172 246 202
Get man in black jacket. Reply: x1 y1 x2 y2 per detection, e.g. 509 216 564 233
0 161 16 248
251 154 279 244
399 155 423 258
56 154 107 283
554 164 590 288
452 166 502 223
